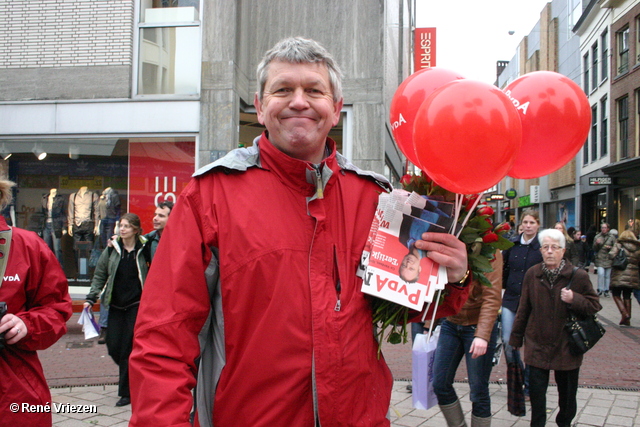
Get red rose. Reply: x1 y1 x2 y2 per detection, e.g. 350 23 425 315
482 232 499 243
400 174 412 186
494 222 511 234
476 205 495 216
463 195 480 211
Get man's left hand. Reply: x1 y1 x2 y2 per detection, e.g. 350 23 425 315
0 314 27 345
415 232 468 282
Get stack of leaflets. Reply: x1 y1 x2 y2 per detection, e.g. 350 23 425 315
360 189 458 311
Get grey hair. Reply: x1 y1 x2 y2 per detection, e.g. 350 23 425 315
256 37 343 101
0 180 15 211
538 228 566 248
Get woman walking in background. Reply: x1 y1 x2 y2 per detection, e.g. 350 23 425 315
608 229 640 326
501 209 542 397
510 228 601 427
84 213 149 407
555 222 579 267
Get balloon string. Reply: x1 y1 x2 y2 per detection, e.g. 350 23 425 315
456 191 485 238
452 194 462 235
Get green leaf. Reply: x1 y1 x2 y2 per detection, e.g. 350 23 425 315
470 253 493 272
476 272 492 287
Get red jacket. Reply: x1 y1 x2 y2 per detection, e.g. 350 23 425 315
0 217 72 426
130 134 394 427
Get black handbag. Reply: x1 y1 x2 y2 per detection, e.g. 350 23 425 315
564 267 606 355
612 245 629 270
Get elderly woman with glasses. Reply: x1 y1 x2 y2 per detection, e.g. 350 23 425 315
509 228 601 427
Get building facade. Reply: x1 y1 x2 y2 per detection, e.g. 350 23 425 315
0 0 411 290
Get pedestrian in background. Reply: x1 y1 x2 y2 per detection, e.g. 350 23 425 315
0 179 73 426
84 213 149 407
433 252 502 427
608 229 640 326
593 222 616 297
501 209 542 398
585 225 597 272
555 222 579 267
144 200 173 263
510 228 601 427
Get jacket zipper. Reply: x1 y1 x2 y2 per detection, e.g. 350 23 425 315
313 165 324 199
333 245 341 312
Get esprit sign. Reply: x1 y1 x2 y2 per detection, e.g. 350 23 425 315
414 28 436 72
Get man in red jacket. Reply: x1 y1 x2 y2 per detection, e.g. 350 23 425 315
129 37 468 427
0 179 72 427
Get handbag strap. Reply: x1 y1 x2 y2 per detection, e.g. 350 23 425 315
0 227 13 289
564 266 579 290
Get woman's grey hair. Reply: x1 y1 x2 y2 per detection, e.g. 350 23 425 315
538 228 566 248
0 179 15 211
256 37 343 102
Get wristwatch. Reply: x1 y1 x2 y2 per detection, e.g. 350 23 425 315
449 268 470 286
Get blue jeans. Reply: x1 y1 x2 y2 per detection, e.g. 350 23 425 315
597 267 611 293
42 222 63 267
634 289 640 306
432 319 499 418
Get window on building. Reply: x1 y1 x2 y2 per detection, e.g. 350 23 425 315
618 96 628 159
583 53 590 93
591 42 598 90
637 16 640 65
568 0 581 36
136 0 201 96
618 27 630 75
601 29 608 81
600 96 608 158
590 104 597 162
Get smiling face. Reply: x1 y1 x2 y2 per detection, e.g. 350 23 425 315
254 60 343 164
152 206 171 231
399 253 421 283
119 218 137 240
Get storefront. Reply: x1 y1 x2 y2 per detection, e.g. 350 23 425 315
1 137 196 286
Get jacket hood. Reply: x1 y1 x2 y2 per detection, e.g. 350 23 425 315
618 238 640 251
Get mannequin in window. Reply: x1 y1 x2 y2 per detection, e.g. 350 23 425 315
68 186 99 243
41 188 66 266
97 187 121 249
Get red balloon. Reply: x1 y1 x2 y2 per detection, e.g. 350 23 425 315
413 80 522 194
504 71 591 179
390 67 465 167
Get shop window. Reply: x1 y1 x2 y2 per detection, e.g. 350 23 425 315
136 0 201 96
1 137 195 285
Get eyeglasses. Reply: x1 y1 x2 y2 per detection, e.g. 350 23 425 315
541 244 563 252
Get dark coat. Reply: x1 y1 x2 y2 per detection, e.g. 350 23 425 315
609 238 640 290
501 233 543 312
509 263 602 371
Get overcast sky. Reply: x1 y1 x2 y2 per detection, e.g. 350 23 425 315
416 0 553 84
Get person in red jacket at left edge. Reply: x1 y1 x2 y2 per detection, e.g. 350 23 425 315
129 37 468 427
0 179 72 427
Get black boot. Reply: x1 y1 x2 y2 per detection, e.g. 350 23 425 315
98 327 107 344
